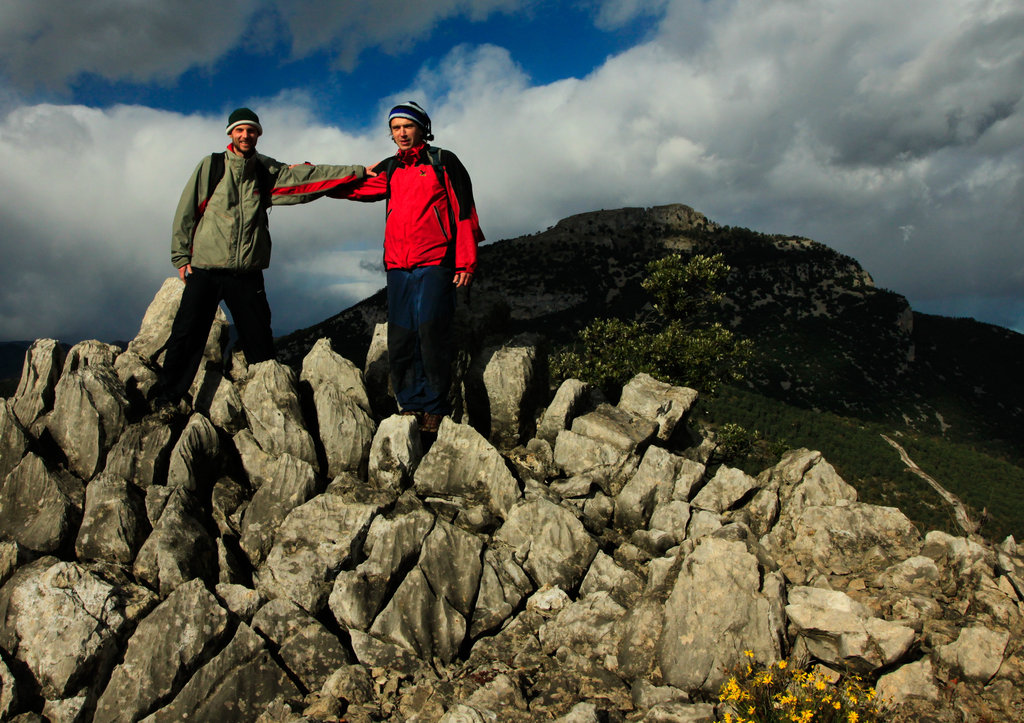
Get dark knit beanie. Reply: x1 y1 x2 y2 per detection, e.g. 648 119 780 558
226 107 263 136
388 102 433 141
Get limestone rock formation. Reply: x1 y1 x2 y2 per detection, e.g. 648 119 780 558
0 279 1021 723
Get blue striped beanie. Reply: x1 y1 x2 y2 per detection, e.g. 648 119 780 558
388 102 433 141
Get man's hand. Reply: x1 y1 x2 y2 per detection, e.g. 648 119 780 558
454 271 473 287
178 263 192 282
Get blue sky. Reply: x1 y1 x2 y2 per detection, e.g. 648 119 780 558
1 0 1022 343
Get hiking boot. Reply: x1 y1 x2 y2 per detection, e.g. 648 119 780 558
420 412 443 434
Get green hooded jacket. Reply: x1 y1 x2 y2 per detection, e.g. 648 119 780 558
171 148 365 271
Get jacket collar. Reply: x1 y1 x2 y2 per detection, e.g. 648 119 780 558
396 143 427 166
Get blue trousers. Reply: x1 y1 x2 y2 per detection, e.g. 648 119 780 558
386 266 455 415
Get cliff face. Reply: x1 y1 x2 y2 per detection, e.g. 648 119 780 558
1 255 1023 721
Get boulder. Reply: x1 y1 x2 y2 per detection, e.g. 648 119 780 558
0 558 135 700
785 585 916 672
11 338 65 430
256 494 378 613
329 507 435 630
133 487 217 597
495 497 598 591
75 473 149 564
0 400 29 483
465 334 546 448
414 417 521 520
239 453 319 566
536 378 592 445
102 418 176 489
166 412 221 491
368 414 423 492
46 340 129 480
93 578 230 723
0 452 83 554
251 597 353 692
140 623 300 723
616 373 698 442
240 360 318 470
658 537 785 692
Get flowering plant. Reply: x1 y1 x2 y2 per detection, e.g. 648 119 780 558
716 652 885 723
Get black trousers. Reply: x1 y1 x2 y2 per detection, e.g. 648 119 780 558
160 268 275 400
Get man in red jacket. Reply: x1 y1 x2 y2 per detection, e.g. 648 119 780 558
345 102 484 433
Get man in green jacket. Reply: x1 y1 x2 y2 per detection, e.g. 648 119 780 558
156 107 368 410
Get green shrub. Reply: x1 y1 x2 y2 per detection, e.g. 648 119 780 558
552 254 753 396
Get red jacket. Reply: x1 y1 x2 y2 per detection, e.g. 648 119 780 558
346 144 483 273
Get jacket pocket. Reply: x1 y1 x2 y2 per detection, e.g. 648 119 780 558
432 206 450 242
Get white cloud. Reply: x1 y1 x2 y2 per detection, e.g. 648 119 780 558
0 0 257 89
1 0 1022 343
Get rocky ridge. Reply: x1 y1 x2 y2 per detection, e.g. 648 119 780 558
1 276 1023 722
277 204 1024 448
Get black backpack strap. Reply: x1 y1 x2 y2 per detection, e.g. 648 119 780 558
426 146 456 234
198 152 225 216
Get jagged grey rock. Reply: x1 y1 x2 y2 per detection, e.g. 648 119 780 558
495 497 598 591
313 383 377 477
659 537 785 692
140 623 299 723
0 558 133 700
369 520 483 663
240 360 318 470
125 277 189 361
935 624 1010 682
215 583 262 620
301 339 376 476
615 596 666 683
471 542 534 638
363 322 393 417
614 446 690 532
414 417 521 519
579 551 644 607
189 359 247 433
690 465 759 513
102 418 175 489
239 452 319 566
166 412 220 490
648 501 692 547
761 448 858 513
0 453 83 554
875 658 940 706
301 337 372 414
0 653 15 719
133 487 216 597
330 507 435 630
785 585 916 672
539 590 626 659
232 428 276 490
554 403 656 493
368 414 422 491
46 340 129 480
921 529 994 576
11 338 65 430
617 373 698 442
0 400 29 483
75 473 148 564
93 578 230 723
369 565 467 663
251 597 353 692
465 334 545 448
763 501 922 581
256 494 378 613
536 378 590 445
